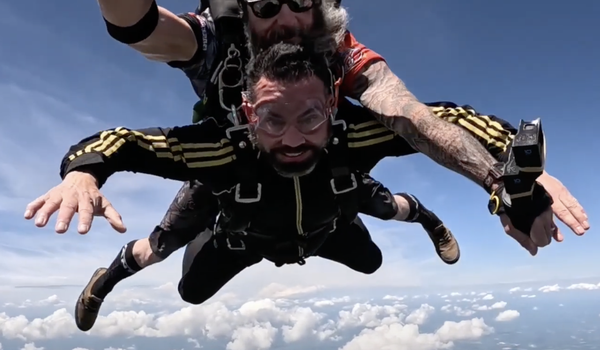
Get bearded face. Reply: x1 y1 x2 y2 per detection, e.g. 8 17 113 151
242 76 334 178
243 1 347 57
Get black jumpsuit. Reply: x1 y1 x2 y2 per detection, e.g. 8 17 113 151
145 7 520 302
60 100 428 304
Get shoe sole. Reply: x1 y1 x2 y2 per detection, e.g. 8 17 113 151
74 267 106 332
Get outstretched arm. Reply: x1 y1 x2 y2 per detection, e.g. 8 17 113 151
24 122 231 234
99 0 198 62
349 61 500 191
425 102 516 162
61 124 231 186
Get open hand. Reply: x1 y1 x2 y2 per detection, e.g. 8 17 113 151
23 171 126 234
537 171 589 240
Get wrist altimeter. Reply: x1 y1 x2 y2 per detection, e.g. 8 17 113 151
487 119 553 235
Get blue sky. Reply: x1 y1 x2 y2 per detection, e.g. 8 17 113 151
0 1 599 348
1 0 599 290
0 0 600 350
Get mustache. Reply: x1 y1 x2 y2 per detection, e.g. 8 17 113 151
264 25 302 45
271 144 318 154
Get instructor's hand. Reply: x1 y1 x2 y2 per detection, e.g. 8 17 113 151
23 171 126 234
536 171 589 240
500 209 556 256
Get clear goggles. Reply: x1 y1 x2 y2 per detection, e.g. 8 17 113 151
251 99 332 136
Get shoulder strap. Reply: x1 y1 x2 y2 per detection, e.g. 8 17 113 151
217 125 261 232
206 0 242 23
327 119 360 222
204 16 248 125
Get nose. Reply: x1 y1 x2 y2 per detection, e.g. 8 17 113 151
280 125 305 148
275 4 299 26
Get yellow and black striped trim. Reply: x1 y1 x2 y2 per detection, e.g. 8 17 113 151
347 120 395 148
67 127 236 168
430 106 514 152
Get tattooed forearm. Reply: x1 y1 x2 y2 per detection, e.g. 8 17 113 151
401 107 498 187
350 61 498 188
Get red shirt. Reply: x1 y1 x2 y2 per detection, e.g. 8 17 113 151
337 31 386 97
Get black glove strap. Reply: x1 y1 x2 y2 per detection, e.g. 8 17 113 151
489 183 553 235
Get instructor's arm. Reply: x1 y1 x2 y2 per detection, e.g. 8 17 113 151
24 123 227 234
99 0 197 62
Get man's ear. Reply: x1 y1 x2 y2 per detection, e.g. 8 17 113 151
332 78 341 107
242 93 257 124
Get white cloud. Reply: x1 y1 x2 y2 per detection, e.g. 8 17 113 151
383 295 406 301
258 284 325 299
458 298 477 303
566 283 600 290
490 302 507 309
3 295 65 309
495 310 520 322
227 323 278 350
411 294 429 299
520 294 536 298
337 302 406 330
21 343 43 350
473 301 507 311
311 296 351 308
404 304 435 325
538 284 561 293
281 306 324 342
340 318 493 350
0 287 504 350
508 287 533 294
481 294 494 301
440 304 475 317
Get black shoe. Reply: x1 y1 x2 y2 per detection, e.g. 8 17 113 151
74 268 107 332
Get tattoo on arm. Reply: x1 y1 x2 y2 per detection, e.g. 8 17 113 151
350 61 498 188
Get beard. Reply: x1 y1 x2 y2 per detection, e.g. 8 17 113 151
245 5 336 58
262 143 324 178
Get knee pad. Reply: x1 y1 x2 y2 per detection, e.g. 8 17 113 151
149 226 200 259
359 175 398 221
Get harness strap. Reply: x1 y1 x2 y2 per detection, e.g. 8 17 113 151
203 16 247 125
218 125 261 233
222 217 338 266
219 120 360 264
327 119 360 222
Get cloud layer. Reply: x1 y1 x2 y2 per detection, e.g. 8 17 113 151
0 279 598 349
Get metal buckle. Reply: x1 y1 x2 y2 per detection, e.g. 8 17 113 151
330 173 357 194
226 237 246 250
218 44 244 125
328 217 338 233
331 118 347 130
226 124 251 140
235 183 262 203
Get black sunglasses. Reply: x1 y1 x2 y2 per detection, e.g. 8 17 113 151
246 0 320 19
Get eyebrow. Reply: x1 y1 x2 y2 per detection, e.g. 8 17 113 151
267 106 323 120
